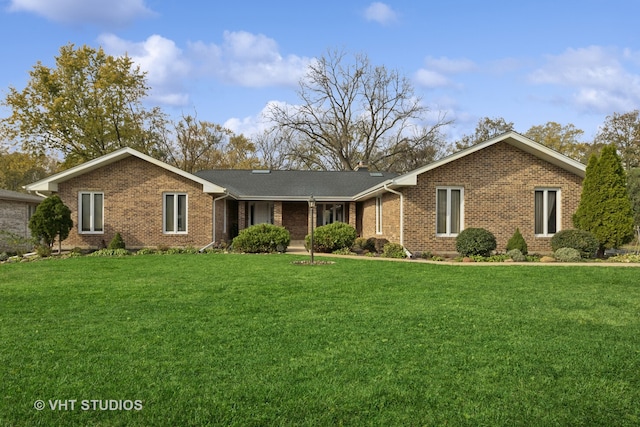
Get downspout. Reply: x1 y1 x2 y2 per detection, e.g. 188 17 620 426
383 183 412 258
200 191 228 252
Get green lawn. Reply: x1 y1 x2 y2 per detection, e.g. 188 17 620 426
1 254 639 426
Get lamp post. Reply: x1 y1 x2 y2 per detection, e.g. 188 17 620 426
308 195 316 264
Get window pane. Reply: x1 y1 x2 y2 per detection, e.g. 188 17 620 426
335 204 343 223
547 191 557 234
177 194 186 232
94 194 103 231
81 193 91 231
450 189 461 234
436 189 447 234
165 195 174 232
534 191 543 234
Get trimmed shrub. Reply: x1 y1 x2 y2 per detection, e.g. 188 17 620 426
354 237 376 253
455 228 497 257
507 248 526 262
373 238 389 253
232 224 290 253
382 242 406 258
108 232 126 249
550 229 599 259
554 247 582 262
506 228 528 254
306 222 357 253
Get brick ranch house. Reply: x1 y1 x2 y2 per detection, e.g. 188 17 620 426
25 131 585 254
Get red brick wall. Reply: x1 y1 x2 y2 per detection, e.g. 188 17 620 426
282 202 308 240
360 192 401 241
57 156 213 249
400 141 582 254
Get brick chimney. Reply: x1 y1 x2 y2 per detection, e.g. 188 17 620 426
354 161 368 172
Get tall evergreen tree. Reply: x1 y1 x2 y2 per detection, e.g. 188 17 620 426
573 145 634 256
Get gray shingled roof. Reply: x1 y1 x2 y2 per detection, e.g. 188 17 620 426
0 189 44 203
194 169 397 200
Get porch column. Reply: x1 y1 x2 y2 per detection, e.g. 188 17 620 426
348 202 356 228
238 202 246 231
308 204 316 235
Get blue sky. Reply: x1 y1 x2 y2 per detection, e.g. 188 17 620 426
1 0 639 143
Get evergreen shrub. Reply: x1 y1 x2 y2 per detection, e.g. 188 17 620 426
455 228 497 257
550 229 599 259
506 228 528 254
306 222 356 253
554 247 582 262
108 232 126 249
233 224 290 253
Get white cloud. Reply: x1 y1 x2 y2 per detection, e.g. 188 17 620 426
188 31 313 87
8 0 155 27
99 33 191 106
529 46 640 113
364 2 398 25
414 56 477 88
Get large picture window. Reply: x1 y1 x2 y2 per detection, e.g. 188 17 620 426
535 189 559 236
79 192 103 234
164 193 187 233
436 187 463 236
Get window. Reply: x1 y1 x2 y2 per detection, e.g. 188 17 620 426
79 192 104 234
436 187 463 236
164 193 187 233
249 202 274 225
375 196 383 234
535 189 559 236
317 203 344 227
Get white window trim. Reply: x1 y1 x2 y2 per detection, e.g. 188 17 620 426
535 188 561 237
435 186 464 237
163 192 188 234
78 192 104 234
375 196 383 235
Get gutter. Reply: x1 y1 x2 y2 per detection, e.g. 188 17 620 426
200 191 229 252
383 183 412 258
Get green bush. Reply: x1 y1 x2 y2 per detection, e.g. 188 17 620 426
382 242 406 258
455 228 497 257
88 248 130 257
135 248 157 255
35 245 52 257
232 224 290 253
506 228 528 254
550 229 599 259
354 237 376 253
554 247 582 262
507 248 526 262
108 232 126 249
305 222 356 253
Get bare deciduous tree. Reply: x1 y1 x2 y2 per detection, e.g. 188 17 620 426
267 49 451 172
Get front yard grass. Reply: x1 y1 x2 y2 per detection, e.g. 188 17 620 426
1 254 639 426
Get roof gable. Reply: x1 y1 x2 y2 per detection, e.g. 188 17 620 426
25 148 226 194
355 131 587 199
